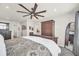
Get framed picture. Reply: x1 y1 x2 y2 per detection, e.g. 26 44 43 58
37 29 40 33
29 26 31 30
32 27 34 31
22 25 26 30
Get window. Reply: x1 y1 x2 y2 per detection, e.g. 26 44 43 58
0 22 9 30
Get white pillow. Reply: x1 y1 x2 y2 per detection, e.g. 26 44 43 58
0 34 6 56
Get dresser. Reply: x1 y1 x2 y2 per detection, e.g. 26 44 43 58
0 30 11 40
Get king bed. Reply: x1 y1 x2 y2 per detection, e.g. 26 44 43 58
0 34 61 56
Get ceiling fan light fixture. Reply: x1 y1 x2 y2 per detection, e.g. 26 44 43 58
5 6 9 9
31 14 34 16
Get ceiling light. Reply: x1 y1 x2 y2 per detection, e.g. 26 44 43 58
54 8 57 12
5 6 9 9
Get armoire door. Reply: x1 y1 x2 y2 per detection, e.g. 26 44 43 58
41 20 55 36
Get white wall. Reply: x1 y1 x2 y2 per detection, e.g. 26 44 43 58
54 13 75 47
0 19 21 39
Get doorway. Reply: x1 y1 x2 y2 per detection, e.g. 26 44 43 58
65 22 75 51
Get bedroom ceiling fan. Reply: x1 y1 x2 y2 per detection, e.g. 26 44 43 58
17 3 46 19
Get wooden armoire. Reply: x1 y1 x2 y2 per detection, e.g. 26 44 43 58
41 20 57 43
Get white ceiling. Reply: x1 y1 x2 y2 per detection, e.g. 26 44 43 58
0 3 79 22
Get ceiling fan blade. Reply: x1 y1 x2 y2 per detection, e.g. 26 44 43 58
18 4 31 12
17 11 29 14
34 15 38 19
36 15 44 17
33 3 38 13
30 15 32 19
35 10 46 14
23 15 30 17
31 8 34 10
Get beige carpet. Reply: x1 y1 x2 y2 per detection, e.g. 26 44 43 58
59 47 74 56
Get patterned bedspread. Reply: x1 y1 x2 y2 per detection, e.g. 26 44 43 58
5 38 52 56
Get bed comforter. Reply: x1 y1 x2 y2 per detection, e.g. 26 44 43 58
5 38 52 56
5 36 61 56
23 36 61 56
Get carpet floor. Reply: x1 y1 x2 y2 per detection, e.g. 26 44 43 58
59 47 74 56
